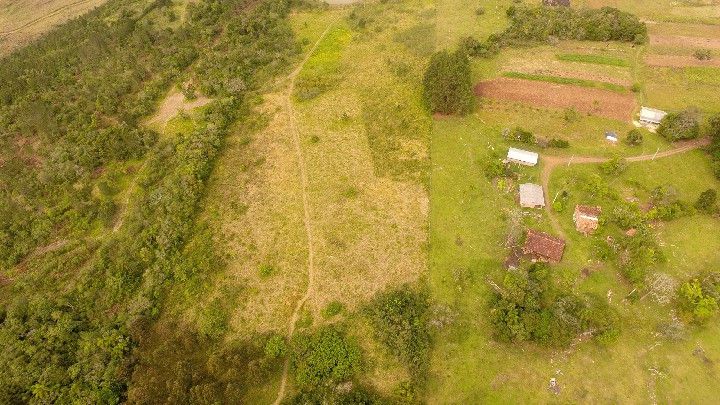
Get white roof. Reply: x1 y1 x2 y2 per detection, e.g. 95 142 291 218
639 107 667 124
519 183 545 207
507 148 539 165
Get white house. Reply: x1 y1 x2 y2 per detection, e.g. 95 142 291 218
639 107 667 126
506 147 539 166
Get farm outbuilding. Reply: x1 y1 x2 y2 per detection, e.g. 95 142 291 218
506 148 539 166
639 107 667 126
573 205 601 235
519 183 545 208
523 229 566 263
605 131 619 143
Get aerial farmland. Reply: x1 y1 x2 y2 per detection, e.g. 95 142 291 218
0 0 719 403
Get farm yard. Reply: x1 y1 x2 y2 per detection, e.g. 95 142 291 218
1 0 720 403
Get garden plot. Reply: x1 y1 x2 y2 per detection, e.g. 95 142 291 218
500 56 633 86
475 78 637 122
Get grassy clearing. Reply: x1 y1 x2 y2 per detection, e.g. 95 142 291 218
502 71 628 93
294 24 352 101
557 53 630 67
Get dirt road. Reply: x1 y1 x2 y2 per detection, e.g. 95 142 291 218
540 137 710 236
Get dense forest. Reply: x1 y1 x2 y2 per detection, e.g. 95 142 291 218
0 0 298 401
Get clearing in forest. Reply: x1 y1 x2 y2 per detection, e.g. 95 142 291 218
474 77 637 122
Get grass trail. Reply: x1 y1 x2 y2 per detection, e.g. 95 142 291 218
272 23 333 405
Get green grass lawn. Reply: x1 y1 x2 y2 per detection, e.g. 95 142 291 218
429 111 720 402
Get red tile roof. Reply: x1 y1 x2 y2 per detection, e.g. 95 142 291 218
523 230 566 263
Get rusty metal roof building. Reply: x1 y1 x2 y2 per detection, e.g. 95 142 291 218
523 229 566 263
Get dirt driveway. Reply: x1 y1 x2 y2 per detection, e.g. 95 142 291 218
475 78 636 122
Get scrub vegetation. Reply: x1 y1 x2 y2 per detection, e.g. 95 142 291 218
2 0 720 402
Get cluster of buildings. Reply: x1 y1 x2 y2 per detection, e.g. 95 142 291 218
503 150 602 267
499 106 667 268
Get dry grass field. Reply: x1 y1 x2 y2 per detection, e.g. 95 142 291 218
0 0 108 56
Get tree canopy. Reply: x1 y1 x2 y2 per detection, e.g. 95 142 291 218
423 50 474 115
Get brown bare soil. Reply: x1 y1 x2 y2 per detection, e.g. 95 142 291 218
474 78 637 122
646 54 720 67
650 34 720 50
146 90 211 128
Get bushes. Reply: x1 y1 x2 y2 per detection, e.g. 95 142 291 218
490 264 619 346
706 114 720 179
658 108 701 141
502 6 647 44
548 138 570 148
291 327 362 389
503 127 536 144
423 50 474 115
694 49 713 61
625 128 644 146
600 156 628 175
677 277 719 323
695 189 718 213
364 287 431 385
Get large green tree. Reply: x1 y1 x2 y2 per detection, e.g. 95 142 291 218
423 50 474 115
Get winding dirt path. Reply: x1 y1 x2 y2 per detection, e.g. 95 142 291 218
271 24 332 405
540 137 710 236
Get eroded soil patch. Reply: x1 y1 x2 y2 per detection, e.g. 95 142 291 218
474 77 636 122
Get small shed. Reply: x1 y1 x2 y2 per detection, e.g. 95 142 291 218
519 183 545 208
523 229 566 263
573 205 601 234
507 148 539 166
639 107 667 126
605 131 619 143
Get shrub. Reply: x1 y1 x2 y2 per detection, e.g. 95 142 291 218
678 280 719 323
323 301 344 318
490 264 620 346
502 6 647 44
265 334 287 358
658 108 701 141
548 138 570 148
694 49 712 61
504 127 536 144
259 264 275 277
291 327 362 389
423 50 474 115
600 156 627 175
625 128 644 146
695 189 718 213
365 287 431 383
